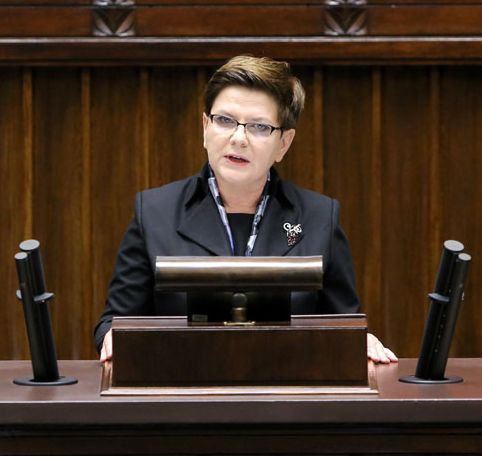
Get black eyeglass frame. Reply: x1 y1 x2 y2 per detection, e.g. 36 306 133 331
208 114 284 136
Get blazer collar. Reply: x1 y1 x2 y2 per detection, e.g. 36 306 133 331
176 163 227 255
177 163 302 256
251 182 303 256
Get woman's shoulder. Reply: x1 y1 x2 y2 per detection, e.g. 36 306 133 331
137 173 200 207
140 178 187 197
279 178 338 212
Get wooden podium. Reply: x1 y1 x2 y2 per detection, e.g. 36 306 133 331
101 314 377 396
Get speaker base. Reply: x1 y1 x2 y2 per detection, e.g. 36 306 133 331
13 376 78 386
399 374 463 384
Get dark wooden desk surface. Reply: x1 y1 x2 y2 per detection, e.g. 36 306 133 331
1 358 482 455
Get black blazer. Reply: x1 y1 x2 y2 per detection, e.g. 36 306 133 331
94 164 360 351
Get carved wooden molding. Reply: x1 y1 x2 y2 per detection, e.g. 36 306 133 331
94 0 135 5
93 0 135 37
324 0 367 36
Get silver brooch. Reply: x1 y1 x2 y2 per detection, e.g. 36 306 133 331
283 222 302 246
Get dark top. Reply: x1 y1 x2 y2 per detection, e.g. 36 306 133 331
94 163 361 352
227 213 254 256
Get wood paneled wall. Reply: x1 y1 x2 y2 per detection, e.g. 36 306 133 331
1 65 481 360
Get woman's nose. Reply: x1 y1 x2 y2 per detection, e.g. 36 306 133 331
230 124 248 145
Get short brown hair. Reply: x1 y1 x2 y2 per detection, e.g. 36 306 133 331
204 55 305 130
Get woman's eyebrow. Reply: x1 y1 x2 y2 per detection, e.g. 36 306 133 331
214 110 234 117
249 117 276 124
214 110 275 124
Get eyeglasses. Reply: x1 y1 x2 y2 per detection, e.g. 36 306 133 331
208 114 283 138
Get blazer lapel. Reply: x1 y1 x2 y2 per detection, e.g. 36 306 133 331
177 194 232 256
251 196 303 256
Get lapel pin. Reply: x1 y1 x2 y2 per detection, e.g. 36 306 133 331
283 222 302 246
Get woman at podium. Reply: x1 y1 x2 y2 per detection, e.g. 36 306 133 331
95 55 397 365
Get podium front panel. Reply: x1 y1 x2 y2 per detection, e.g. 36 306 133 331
108 315 368 390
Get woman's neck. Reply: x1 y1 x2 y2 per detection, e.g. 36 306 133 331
217 180 264 214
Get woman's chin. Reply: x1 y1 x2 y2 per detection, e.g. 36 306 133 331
215 168 258 189
217 162 249 176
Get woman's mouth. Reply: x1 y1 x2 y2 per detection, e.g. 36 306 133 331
226 154 249 164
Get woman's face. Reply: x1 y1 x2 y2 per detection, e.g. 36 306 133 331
203 86 295 192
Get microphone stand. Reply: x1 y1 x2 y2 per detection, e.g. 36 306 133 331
400 240 471 384
14 240 77 386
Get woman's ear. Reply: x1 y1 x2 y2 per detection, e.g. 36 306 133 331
202 113 209 149
275 129 296 163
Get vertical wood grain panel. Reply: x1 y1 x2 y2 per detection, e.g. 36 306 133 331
80 69 93 358
140 69 150 190
0 68 31 359
19 69 33 359
439 67 482 357
1 64 481 360
148 68 206 187
428 68 442 290
90 68 148 344
23 70 33 242
380 67 432 357
31 68 88 359
312 69 324 193
321 67 384 341
366 68 383 341
278 67 324 194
